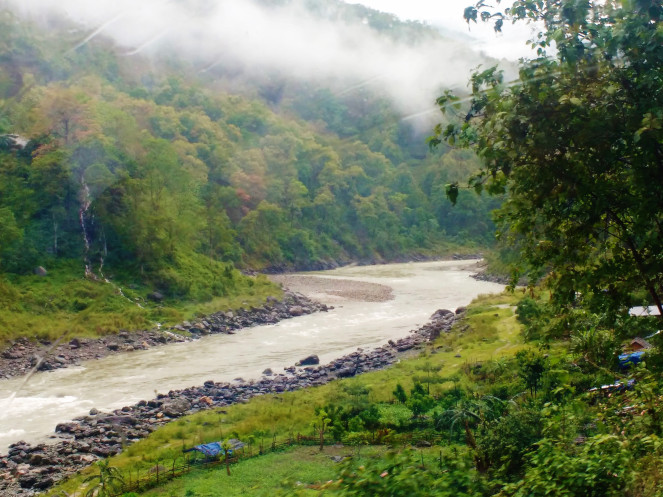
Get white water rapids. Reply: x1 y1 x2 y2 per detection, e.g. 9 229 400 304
0 260 504 453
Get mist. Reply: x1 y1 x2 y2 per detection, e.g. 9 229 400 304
2 0 511 118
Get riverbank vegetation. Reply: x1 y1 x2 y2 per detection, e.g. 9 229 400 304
48 291 522 496
50 287 663 497
0 262 278 344
434 0 663 312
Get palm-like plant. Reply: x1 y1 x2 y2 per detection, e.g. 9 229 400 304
83 459 125 497
438 395 515 473
442 396 513 441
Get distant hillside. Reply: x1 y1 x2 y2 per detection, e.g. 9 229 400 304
0 2 501 304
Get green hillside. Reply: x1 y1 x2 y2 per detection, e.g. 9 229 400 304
0 4 499 341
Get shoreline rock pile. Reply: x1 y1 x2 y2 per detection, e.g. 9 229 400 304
0 307 463 496
0 292 328 380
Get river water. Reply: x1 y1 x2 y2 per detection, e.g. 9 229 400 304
0 260 503 452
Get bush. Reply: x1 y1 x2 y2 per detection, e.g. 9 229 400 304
504 435 632 497
515 297 550 341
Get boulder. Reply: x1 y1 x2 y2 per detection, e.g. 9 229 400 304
430 309 454 321
18 474 40 489
336 367 356 378
296 354 319 366
148 291 164 302
33 266 48 277
288 306 304 316
28 453 56 466
55 423 79 434
161 398 191 417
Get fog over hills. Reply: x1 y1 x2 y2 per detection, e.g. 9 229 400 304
2 0 512 118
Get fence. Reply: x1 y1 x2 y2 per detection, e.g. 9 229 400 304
99 430 447 496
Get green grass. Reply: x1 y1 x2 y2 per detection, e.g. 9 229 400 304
49 291 523 497
0 261 281 347
138 445 362 497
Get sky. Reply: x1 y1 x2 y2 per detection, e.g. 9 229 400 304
349 0 539 60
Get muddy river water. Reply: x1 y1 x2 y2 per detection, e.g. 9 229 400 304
0 260 504 452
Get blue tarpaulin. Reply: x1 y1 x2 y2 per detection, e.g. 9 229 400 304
183 439 245 458
619 351 646 367
186 442 227 458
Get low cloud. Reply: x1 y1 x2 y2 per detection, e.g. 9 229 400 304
4 0 510 117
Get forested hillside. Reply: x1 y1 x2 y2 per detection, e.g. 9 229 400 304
0 1 500 339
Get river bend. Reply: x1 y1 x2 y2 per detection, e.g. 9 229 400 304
0 260 503 452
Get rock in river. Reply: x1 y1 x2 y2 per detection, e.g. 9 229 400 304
296 354 320 366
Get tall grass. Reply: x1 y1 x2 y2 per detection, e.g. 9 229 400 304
0 261 280 346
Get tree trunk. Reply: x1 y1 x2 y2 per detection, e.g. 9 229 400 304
464 419 477 450
52 216 58 256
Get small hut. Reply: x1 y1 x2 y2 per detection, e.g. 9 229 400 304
628 337 653 352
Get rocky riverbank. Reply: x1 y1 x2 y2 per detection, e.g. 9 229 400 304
0 308 462 496
0 292 329 380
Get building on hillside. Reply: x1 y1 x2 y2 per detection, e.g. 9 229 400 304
628 337 653 352
629 306 662 317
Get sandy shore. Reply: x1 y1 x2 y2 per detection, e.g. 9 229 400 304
269 274 394 303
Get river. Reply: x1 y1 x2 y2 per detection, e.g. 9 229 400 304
0 260 504 453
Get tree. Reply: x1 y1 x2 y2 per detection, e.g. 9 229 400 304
571 326 620 369
516 349 547 398
33 86 96 146
359 405 382 443
221 439 232 476
0 207 22 264
312 408 332 452
415 361 444 394
433 0 663 319
393 383 407 404
29 147 74 257
406 383 435 419
474 407 543 480
323 403 347 442
246 435 256 457
333 448 486 497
